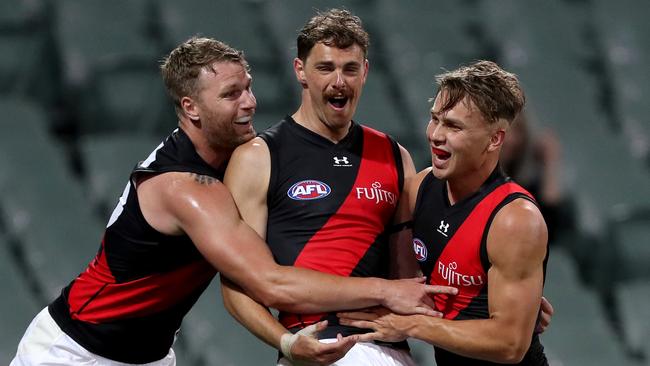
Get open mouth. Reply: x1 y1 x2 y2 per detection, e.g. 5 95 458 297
431 147 451 160
234 115 252 125
328 96 349 109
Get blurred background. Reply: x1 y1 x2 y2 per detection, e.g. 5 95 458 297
1 0 649 365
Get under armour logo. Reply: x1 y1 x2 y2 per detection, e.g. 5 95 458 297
333 156 352 167
437 220 449 237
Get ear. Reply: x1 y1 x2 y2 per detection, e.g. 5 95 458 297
180 96 200 122
488 128 506 152
361 58 369 84
293 57 307 88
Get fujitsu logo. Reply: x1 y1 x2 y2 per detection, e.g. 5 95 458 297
355 181 397 206
437 261 484 287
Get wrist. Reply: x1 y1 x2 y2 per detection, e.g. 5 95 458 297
371 278 389 307
280 332 298 361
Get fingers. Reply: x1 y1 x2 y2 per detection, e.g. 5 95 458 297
535 297 553 333
338 318 375 331
412 306 443 318
424 284 458 295
540 296 554 315
297 320 327 338
353 332 378 343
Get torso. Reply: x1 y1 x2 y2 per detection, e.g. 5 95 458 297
49 129 220 364
260 116 403 339
412 167 547 365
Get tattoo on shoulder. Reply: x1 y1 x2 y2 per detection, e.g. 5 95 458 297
190 173 218 185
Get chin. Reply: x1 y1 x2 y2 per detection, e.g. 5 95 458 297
431 164 451 180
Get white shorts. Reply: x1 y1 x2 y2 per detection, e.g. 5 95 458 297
277 339 415 366
10 307 176 366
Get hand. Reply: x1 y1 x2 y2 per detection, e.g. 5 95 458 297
535 296 554 333
284 320 358 366
382 276 457 317
338 307 415 343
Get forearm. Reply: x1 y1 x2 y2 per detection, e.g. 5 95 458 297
259 266 387 313
221 277 286 350
405 316 532 363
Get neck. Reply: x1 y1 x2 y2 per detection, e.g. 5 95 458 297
292 100 351 143
180 122 231 171
446 159 498 205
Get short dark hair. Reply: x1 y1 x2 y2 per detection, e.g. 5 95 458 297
297 8 369 61
161 37 248 116
434 60 525 124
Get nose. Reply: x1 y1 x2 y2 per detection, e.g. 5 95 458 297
332 71 345 90
428 120 444 145
241 89 256 110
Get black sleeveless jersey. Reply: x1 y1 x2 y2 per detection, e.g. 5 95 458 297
49 129 220 364
412 167 548 365
259 116 404 340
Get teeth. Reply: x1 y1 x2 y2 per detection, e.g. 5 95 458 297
235 116 251 123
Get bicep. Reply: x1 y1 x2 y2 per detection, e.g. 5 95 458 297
224 138 270 237
486 199 548 333
168 178 277 294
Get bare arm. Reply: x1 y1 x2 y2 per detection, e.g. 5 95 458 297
389 145 422 279
340 198 548 363
217 138 357 363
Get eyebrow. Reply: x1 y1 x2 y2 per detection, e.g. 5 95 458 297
432 109 464 126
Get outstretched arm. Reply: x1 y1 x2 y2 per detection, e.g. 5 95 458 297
340 198 548 364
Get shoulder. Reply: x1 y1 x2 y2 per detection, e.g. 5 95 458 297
230 136 270 166
403 167 432 212
487 198 548 265
137 171 236 234
225 137 270 194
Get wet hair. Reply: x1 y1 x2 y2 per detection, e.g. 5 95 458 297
161 36 248 116
297 8 369 61
433 60 525 124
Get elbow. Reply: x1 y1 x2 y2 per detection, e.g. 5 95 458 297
245 268 296 310
491 338 529 364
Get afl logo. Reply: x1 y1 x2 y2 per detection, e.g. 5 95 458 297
413 238 428 262
287 180 331 200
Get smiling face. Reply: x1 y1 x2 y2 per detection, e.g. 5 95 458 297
294 42 368 135
190 61 257 151
427 90 504 183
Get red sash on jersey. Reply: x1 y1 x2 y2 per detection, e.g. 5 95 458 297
280 127 399 329
430 182 533 320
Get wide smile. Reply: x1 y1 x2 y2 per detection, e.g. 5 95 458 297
234 115 253 125
327 96 349 111
431 147 451 160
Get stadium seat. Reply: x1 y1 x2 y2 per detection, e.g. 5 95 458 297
0 0 59 106
616 279 650 359
180 280 276 365
593 0 650 164
0 97 104 299
54 0 164 135
79 133 161 217
76 61 175 135
541 248 630 365
159 0 271 68
607 208 650 282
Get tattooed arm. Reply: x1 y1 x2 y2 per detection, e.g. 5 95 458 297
134 170 448 314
